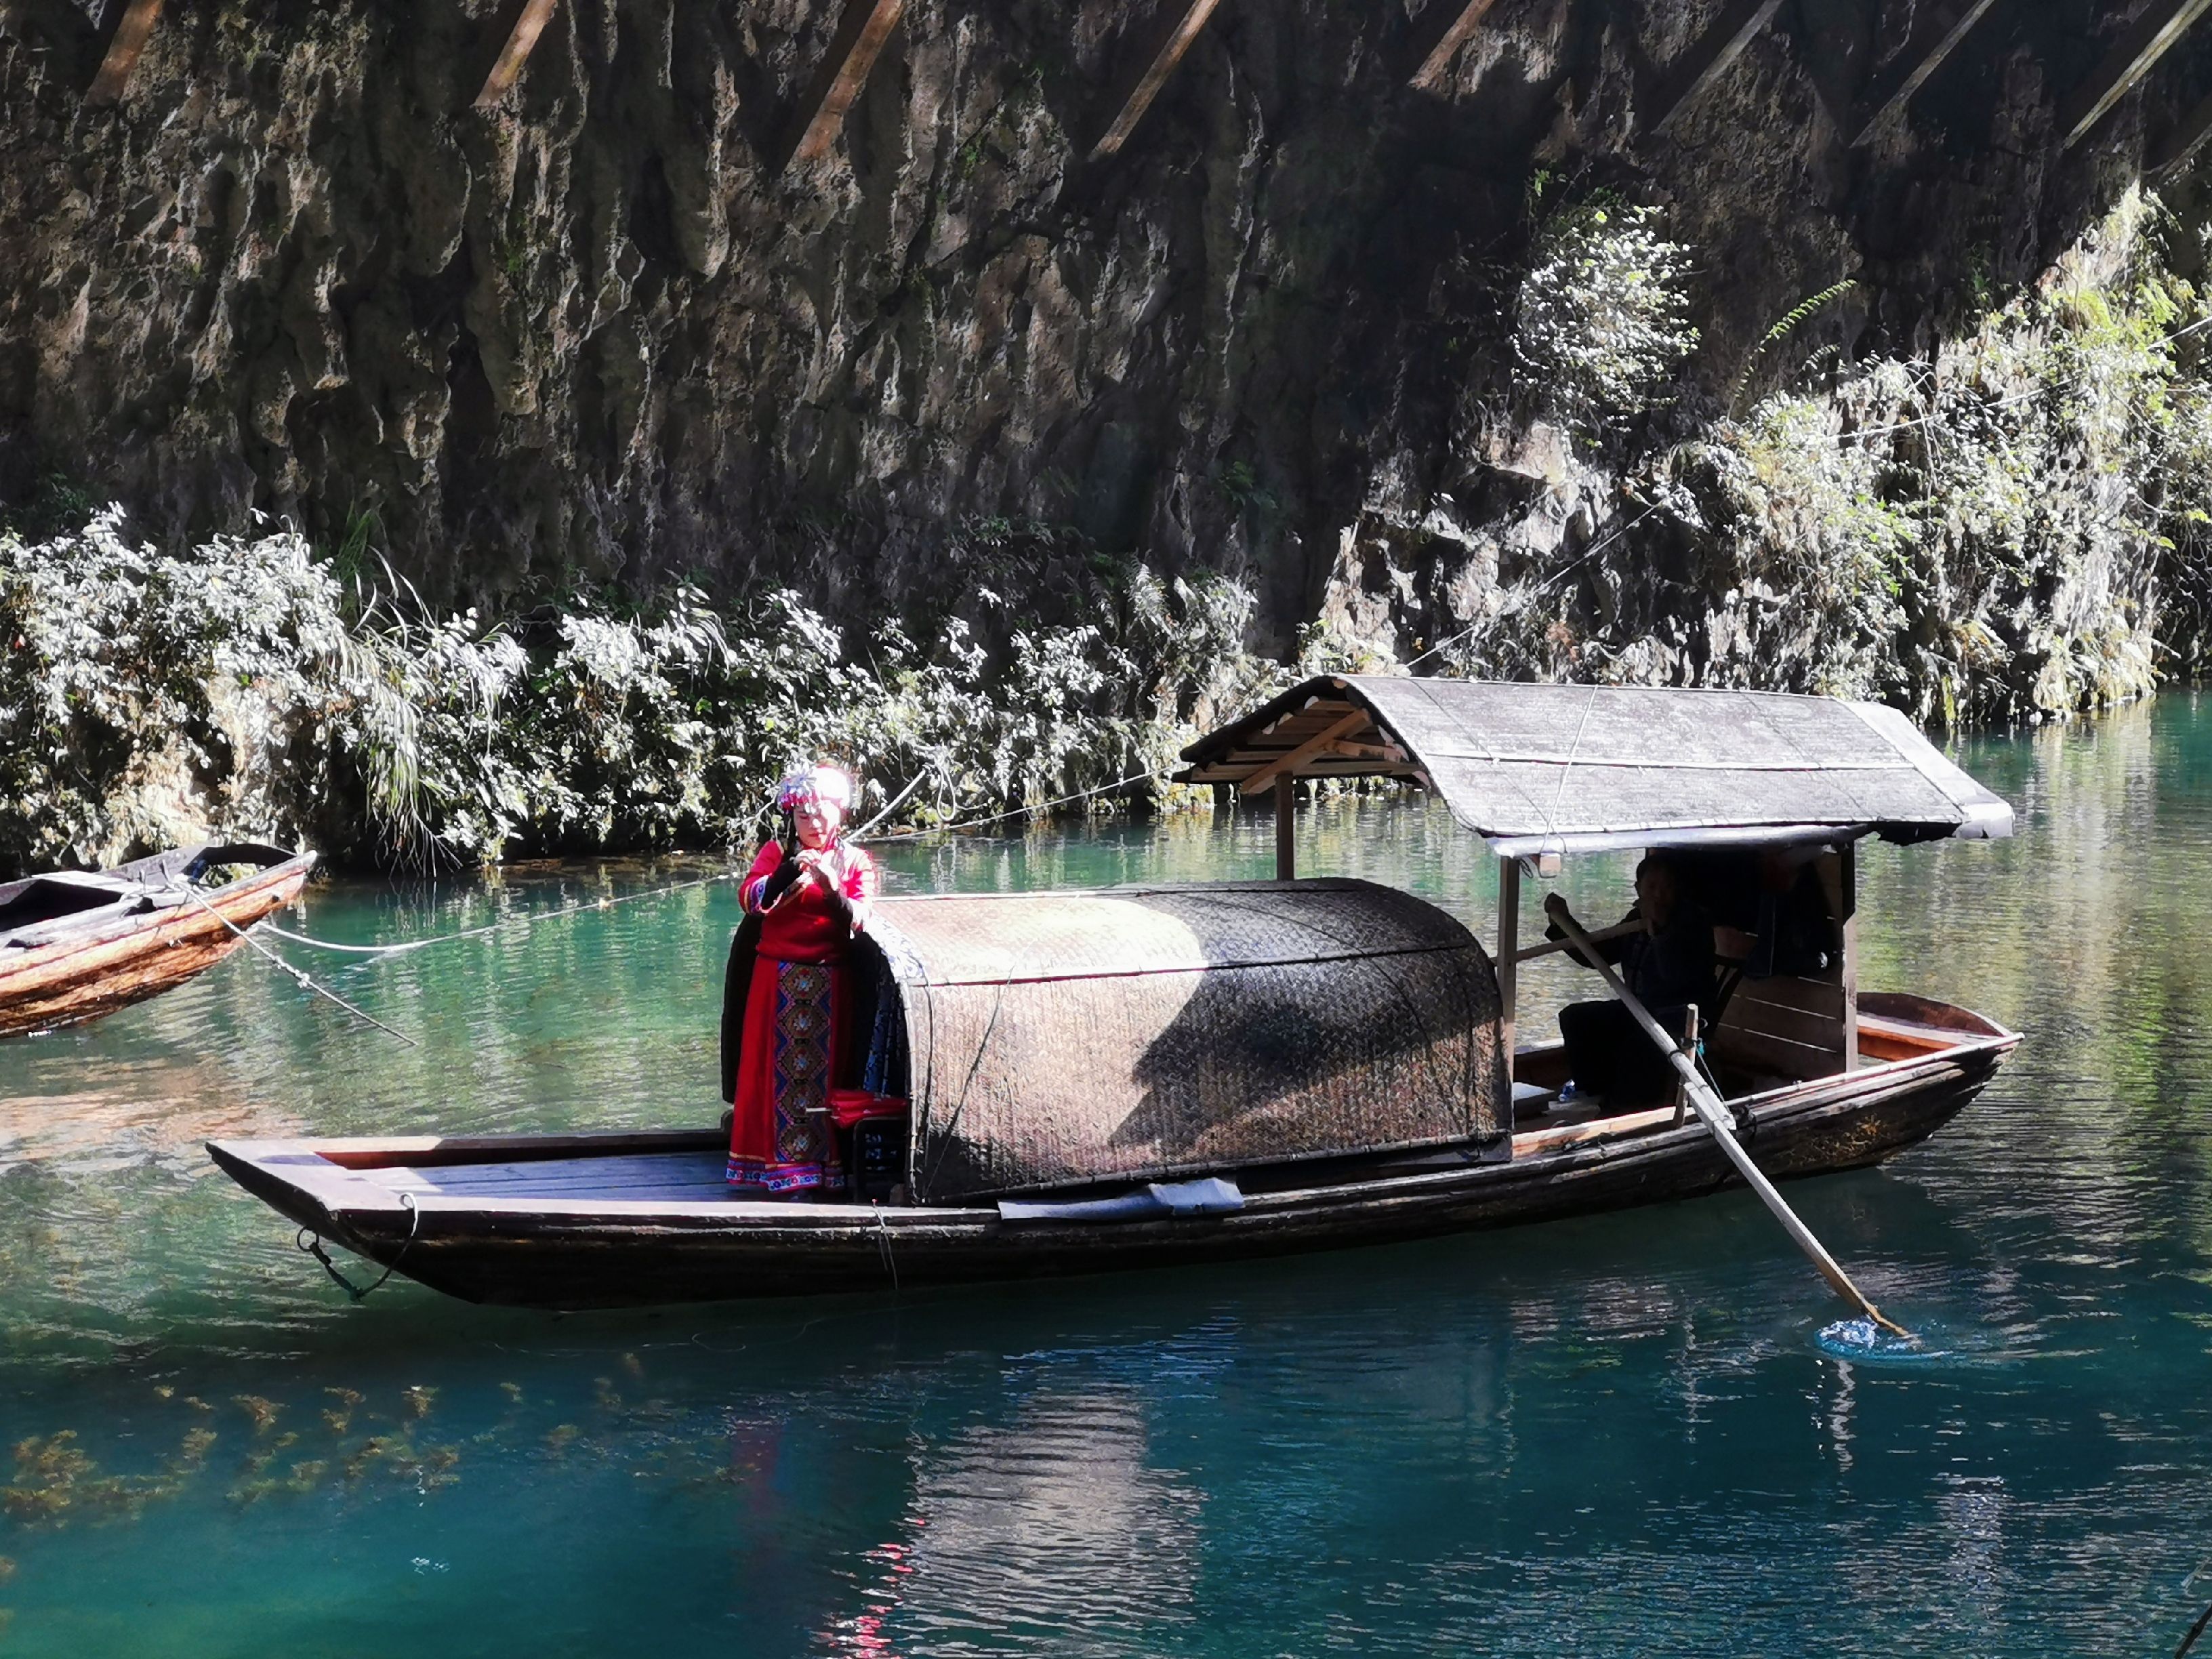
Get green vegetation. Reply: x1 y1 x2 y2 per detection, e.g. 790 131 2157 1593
1513 190 1700 436
1456 186 2212 726
0 514 1290 874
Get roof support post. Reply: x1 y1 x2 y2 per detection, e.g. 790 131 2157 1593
473 0 558 112
785 0 909 167
1648 0 1786 136
87 0 164 106
2058 0 2212 150
1838 842 1858 1071
1090 0 1227 161
1408 0 1503 91
1847 0 2003 146
1275 775 1296 882
1496 855 1519 1090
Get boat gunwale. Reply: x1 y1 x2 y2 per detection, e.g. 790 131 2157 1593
0 851 316 980
206 1012 2020 1242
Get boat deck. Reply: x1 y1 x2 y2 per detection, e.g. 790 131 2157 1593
359 1151 735 1205
306 999 1993 1210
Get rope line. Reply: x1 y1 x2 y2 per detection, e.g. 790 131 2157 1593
255 867 740 958
259 920 501 956
184 886 420 1046
295 1193 419 1303
855 764 1165 844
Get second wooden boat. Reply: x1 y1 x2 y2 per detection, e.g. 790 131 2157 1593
0 841 314 1039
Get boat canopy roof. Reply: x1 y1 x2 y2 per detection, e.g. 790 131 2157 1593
863 879 1508 1204
1177 676 2013 856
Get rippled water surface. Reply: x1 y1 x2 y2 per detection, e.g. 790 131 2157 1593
5 698 2212 1655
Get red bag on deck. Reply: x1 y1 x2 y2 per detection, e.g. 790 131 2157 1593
829 1088 909 1130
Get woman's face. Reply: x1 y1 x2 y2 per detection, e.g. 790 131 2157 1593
794 796 843 850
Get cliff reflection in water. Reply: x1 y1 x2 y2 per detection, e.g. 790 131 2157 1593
4 697 2212 1653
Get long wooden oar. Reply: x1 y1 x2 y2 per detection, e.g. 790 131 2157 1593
1542 895 1911 1340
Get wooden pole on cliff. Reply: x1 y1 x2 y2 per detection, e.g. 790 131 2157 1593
785 0 909 167
1090 0 1227 161
1543 894 1910 1338
87 0 165 105
474 0 558 113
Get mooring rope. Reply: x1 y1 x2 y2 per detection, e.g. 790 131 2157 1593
855 764 1166 844
256 767 1173 962
250 864 764 962
183 886 420 1046
872 1201 900 1294
257 919 503 956
295 1192 419 1303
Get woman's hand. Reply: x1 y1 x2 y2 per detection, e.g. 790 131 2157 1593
766 851 831 909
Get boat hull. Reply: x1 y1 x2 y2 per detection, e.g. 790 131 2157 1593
208 1003 2017 1310
0 853 314 1039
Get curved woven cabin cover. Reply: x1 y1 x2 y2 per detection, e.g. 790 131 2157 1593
1176 676 2014 855
865 880 1507 1205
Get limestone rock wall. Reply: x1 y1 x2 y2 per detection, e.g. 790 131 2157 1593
0 0 2200 648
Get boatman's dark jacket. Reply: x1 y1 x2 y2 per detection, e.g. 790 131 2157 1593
1546 903 1717 1013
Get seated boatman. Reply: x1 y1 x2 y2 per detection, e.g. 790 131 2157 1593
1547 854 1716 1105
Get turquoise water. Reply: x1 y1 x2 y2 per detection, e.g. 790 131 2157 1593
4 697 2212 1654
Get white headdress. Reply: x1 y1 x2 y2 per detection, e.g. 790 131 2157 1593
775 763 855 813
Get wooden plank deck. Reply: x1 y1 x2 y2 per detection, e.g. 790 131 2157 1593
361 1150 732 1203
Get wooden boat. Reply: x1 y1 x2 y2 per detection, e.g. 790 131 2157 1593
0 841 314 1038
209 678 2020 1309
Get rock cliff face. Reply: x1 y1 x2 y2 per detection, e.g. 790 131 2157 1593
0 0 2203 647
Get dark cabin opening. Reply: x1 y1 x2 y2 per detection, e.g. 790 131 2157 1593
0 878 132 937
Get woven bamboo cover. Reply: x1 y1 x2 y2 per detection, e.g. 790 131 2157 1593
868 880 1505 1203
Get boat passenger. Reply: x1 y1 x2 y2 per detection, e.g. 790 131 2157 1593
721 764 880 1198
1547 854 1715 1105
1713 847 1840 979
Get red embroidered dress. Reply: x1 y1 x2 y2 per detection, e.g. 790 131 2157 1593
724 838 879 1193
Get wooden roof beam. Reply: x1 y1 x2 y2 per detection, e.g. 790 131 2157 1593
1239 710 1376 795
1847 0 2003 146
87 0 164 106
1090 0 1227 161
473 0 558 112
1649 0 1786 136
2058 0 2212 150
1408 0 1504 92
785 0 909 167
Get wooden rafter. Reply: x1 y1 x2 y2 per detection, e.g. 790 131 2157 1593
1847 0 2003 146
473 0 558 113
2057 0 2212 150
1408 0 1504 92
1240 710 1374 795
2151 85 2212 173
1648 0 1786 136
86 0 164 106
1090 0 1227 161
785 0 908 167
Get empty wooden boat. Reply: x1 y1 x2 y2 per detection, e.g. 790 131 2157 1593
1 841 314 1038
209 678 2021 1309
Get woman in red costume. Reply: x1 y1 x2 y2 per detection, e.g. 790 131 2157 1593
720 764 880 1196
